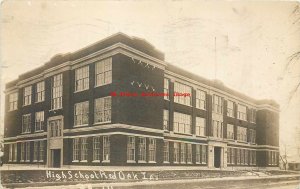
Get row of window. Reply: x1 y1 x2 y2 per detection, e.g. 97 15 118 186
164 111 256 143
227 148 257 165
163 79 256 122
8 141 45 162
8 58 112 112
268 151 278 165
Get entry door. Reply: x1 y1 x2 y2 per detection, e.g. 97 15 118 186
52 149 61 168
214 147 221 168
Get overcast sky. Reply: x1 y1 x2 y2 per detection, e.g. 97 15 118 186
1 0 300 159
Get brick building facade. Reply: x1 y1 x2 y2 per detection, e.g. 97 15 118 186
3 33 279 168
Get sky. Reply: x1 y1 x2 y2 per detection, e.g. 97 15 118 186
1 0 300 160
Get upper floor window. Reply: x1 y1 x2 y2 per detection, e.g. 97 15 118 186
196 89 206 110
95 58 112 87
237 104 247 121
51 74 63 110
94 96 111 123
9 92 18 111
74 101 89 126
174 82 191 106
35 111 44 132
75 66 89 92
212 94 223 114
212 120 223 138
227 124 234 140
22 114 31 133
164 78 170 100
195 117 206 136
249 109 256 123
173 112 191 134
49 119 62 137
23 86 32 106
249 129 256 143
36 81 45 103
237 126 247 142
163 110 169 131
227 100 234 117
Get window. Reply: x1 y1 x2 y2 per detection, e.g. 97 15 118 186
73 138 80 161
74 101 89 126
196 117 206 136
95 58 112 86
12 143 17 162
196 89 206 110
174 82 191 106
237 104 247 121
22 114 31 133
227 124 234 140
25 142 30 161
81 138 88 161
36 81 45 102
49 119 62 137
33 141 38 161
250 150 256 165
212 94 223 114
245 150 249 165
139 137 146 162
237 126 247 142
249 109 256 123
163 141 169 162
9 144 13 162
20 143 25 161
268 151 278 165
23 86 32 106
149 138 156 162
163 110 169 131
187 144 192 163
249 129 256 143
94 97 111 123
227 100 234 117
35 111 44 132
103 136 110 162
212 120 223 138
93 137 101 161
201 145 207 164
227 148 236 165
196 145 201 163
127 136 135 161
9 92 18 111
164 78 169 100
75 66 89 91
180 143 186 163
39 141 44 162
236 148 241 165
51 74 63 110
173 142 179 163
173 112 191 134
240 149 245 164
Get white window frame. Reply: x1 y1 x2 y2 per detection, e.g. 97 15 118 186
13 143 17 162
227 100 234 117
23 86 32 106
75 66 89 92
33 141 39 162
80 138 88 162
196 117 206 136
22 114 31 133
174 82 192 106
73 138 80 162
95 58 112 87
163 109 169 131
138 137 146 162
164 78 170 100
35 111 44 132
49 119 62 138
173 142 179 163
94 97 111 123
212 120 223 138
173 112 191 134
36 81 45 103
39 141 44 162
187 143 192 164
227 124 234 140
212 94 223 114
148 138 156 162
237 126 247 142
201 145 207 164
127 136 135 162
237 104 247 121
196 145 201 164
20 143 25 161
103 136 110 162
196 89 206 110
93 137 101 162
180 143 186 164
163 141 169 163
249 129 256 143
74 101 89 126
9 92 18 111
51 74 63 110
25 141 30 162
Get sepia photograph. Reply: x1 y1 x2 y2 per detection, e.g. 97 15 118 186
0 0 300 188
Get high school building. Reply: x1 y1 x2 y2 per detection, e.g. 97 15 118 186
3 33 279 168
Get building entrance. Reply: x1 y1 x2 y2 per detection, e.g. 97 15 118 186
52 149 61 168
214 147 221 168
